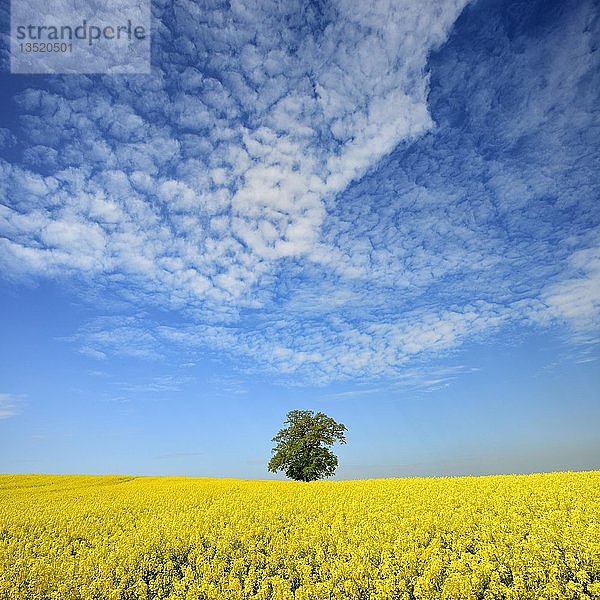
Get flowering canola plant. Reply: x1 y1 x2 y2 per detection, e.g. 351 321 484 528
0 471 598 599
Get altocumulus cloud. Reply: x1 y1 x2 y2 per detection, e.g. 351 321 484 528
0 0 599 382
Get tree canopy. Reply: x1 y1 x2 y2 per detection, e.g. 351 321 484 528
267 410 347 482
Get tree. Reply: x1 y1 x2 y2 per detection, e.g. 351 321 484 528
267 410 347 482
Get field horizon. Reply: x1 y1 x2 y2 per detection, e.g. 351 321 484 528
3 467 599 482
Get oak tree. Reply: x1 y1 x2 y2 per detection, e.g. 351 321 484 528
267 410 347 482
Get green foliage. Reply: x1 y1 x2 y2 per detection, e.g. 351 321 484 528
268 410 347 482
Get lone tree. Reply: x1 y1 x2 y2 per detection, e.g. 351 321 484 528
267 410 347 482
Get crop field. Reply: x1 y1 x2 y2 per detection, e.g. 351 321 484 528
1 472 598 599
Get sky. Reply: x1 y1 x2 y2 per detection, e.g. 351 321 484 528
0 0 598 479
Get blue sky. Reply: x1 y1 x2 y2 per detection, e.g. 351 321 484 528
0 0 598 478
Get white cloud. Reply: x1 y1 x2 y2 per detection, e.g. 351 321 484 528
1 0 469 305
542 244 600 328
0 393 19 419
1 0 599 384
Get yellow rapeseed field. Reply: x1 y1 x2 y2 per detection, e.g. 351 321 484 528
0 471 598 599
